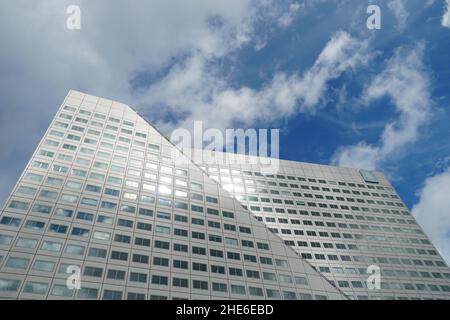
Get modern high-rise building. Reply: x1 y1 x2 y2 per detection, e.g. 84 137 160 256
0 90 449 300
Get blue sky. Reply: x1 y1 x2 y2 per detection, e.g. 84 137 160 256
0 0 450 262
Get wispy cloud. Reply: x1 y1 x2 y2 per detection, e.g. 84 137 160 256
388 0 409 31
277 2 302 27
412 169 450 265
332 43 432 170
443 0 450 28
0 0 302 205
140 31 372 132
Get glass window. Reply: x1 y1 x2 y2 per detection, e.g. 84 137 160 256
0 235 13 246
0 217 21 227
9 200 29 211
51 285 74 297
6 257 30 269
0 279 21 292
33 260 55 272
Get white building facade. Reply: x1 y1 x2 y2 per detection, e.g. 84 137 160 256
0 90 449 300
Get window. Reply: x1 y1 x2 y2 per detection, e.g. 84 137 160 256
192 231 205 240
9 200 29 211
266 289 281 299
61 194 79 204
210 249 223 258
120 205 136 214
65 244 85 255
212 282 227 292
209 234 222 243
284 291 299 300
157 211 171 220
173 260 188 270
111 251 128 261
174 243 188 252
65 182 83 192
225 237 238 246
137 222 152 231
86 184 101 193
88 247 107 258
23 282 48 295
229 267 243 277
51 285 74 297
41 241 61 252
76 211 93 221
84 266 103 278
16 238 38 249
114 234 131 244
25 173 43 182
193 280 208 290
6 257 30 269
17 186 37 196
33 204 52 214
94 231 111 240
0 216 21 227
107 269 126 280
130 272 147 283
231 284 246 294
227 252 240 260
103 290 122 300
173 277 189 288
211 265 225 274
246 270 260 279
152 275 168 285
72 227 90 237
55 208 74 218
139 208 153 217
132 254 149 264
192 246 206 255
0 279 21 292
101 201 117 210
25 220 45 230
135 237 151 247
193 262 207 272
49 224 67 234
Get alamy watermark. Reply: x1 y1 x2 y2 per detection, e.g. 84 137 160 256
170 121 280 174
367 4 381 30
66 5 81 30
66 265 81 290
64 4 380 31
366 265 381 290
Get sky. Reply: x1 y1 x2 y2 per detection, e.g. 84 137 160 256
0 0 449 263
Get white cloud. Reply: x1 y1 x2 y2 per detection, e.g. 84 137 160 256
141 30 372 132
332 143 380 170
412 169 450 265
0 0 303 205
277 2 302 27
388 0 409 31
443 0 450 28
332 43 432 170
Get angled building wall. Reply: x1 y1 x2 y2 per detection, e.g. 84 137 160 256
0 90 345 300
195 150 450 300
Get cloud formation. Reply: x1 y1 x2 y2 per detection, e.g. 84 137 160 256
388 0 410 31
332 43 432 170
443 0 450 28
0 0 302 205
412 169 450 264
141 30 372 132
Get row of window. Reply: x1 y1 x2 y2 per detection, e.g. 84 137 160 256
300 250 447 268
59 109 149 139
57 106 393 196
0 277 321 300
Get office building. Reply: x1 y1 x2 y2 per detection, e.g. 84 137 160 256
0 90 449 300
